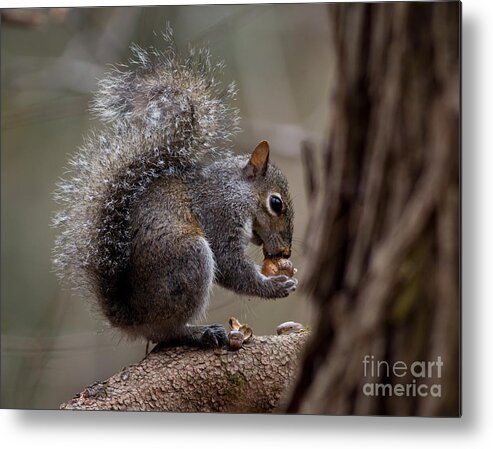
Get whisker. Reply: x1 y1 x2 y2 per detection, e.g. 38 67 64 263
291 246 303 257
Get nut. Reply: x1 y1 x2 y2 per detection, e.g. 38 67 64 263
261 258 296 277
276 321 305 335
228 317 253 351
228 330 245 351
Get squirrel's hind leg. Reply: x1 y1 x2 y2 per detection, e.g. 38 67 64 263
154 323 228 349
131 235 226 348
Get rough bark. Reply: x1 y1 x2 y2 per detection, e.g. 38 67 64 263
287 2 460 416
61 333 308 412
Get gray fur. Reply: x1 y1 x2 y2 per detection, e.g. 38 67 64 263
53 31 295 347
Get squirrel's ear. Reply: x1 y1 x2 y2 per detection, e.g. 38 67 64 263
244 140 270 179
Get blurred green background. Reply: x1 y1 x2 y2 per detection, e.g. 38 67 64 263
1 4 332 409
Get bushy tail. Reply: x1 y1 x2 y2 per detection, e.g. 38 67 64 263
52 29 239 321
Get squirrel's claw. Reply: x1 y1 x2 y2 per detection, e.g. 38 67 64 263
200 324 228 348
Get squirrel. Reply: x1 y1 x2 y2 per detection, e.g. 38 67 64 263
52 30 297 348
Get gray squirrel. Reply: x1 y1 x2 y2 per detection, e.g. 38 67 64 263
53 31 297 348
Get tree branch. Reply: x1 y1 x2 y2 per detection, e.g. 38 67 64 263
61 333 309 412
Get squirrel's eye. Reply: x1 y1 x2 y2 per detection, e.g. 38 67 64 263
269 195 283 215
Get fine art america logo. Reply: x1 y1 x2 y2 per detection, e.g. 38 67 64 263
362 355 443 398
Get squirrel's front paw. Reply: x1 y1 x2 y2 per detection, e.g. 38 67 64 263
200 324 228 348
264 275 298 298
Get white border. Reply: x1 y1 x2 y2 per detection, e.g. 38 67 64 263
2 0 492 447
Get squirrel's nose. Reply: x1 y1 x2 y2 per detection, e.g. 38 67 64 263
263 245 291 259
281 247 291 258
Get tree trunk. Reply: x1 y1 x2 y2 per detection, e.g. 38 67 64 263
287 1 460 417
